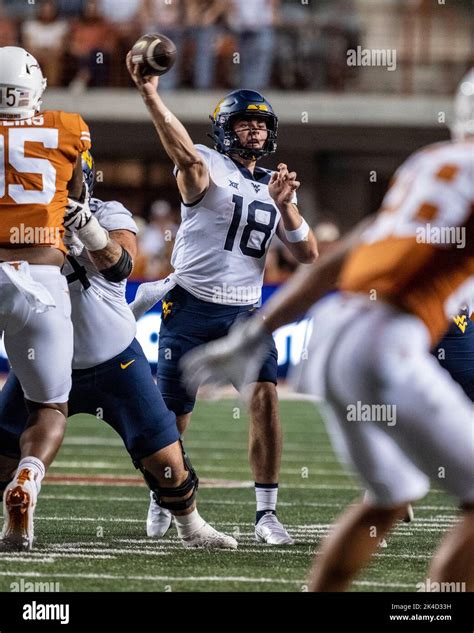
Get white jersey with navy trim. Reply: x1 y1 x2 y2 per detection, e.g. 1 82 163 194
63 198 138 369
171 144 294 305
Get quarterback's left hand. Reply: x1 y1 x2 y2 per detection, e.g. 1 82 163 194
64 183 92 232
181 316 272 401
269 164 300 208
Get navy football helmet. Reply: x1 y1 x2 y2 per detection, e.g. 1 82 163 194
81 149 96 196
210 90 278 161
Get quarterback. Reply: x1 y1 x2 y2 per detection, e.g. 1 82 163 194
127 53 318 545
127 51 317 545
0 46 91 551
0 153 237 550
182 70 474 590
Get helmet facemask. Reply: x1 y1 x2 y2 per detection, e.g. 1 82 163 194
226 113 278 161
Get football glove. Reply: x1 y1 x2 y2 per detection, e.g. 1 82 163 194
64 183 108 252
130 276 177 320
64 183 92 232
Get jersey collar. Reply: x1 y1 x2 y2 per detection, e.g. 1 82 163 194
231 158 272 185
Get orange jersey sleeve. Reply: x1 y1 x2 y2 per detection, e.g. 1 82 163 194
340 142 474 345
0 110 91 253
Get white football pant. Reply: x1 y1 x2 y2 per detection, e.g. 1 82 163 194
0 263 73 404
298 293 474 507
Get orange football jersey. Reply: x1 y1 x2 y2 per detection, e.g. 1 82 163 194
0 111 91 253
340 141 474 345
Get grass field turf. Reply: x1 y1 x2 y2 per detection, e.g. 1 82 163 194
0 399 458 592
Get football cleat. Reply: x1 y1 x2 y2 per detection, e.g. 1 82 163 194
0 468 37 551
146 491 172 538
255 512 295 545
181 522 238 550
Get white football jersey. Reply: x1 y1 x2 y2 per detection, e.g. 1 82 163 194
63 198 138 369
171 144 293 305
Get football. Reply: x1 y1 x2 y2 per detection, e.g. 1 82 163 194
130 33 177 77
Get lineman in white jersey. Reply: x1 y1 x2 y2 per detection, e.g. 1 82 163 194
0 153 237 550
127 55 318 544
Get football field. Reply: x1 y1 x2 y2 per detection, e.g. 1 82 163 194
0 399 457 593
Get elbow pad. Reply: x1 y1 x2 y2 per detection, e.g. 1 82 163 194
100 247 133 283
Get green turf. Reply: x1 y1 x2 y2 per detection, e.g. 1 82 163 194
0 400 457 592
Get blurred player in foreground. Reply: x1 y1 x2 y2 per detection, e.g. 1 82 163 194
182 69 474 589
0 153 237 550
127 53 318 544
0 46 90 550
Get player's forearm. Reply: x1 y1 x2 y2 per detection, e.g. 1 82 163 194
279 204 319 264
286 234 318 264
88 230 137 281
260 253 343 333
88 238 122 271
142 93 203 170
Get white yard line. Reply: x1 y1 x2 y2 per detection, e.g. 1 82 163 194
51 462 345 477
0 557 55 563
353 580 415 589
0 570 417 590
0 517 453 535
42 543 436 560
38 494 459 516
6 553 116 560
61 437 330 452
0 571 302 584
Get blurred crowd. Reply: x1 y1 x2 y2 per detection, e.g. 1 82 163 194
0 0 361 91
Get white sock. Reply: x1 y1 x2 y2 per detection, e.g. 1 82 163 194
255 484 278 513
174 509 206 539
16 457 45 494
